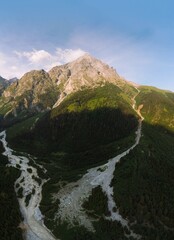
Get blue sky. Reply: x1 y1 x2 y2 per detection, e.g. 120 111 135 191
1 0 174 91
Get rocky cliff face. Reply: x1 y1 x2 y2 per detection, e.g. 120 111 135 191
3 70 53 97
0 70 58 119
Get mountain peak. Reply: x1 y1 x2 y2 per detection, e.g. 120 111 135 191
72 53 109 67
68 53 118 75
49 53 123 107
74 52 96 62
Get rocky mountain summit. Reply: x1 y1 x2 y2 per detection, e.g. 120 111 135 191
0 54 134 120
49 53 119 103
49 53 135 106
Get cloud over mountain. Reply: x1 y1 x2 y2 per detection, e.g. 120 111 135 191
0 48 86 79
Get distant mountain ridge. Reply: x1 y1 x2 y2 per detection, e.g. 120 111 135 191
0 76 9 95
8 77 18 84
0 76 18 95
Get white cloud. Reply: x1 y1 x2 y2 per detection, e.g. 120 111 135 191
0 48 86 79
15 49 52 64
56 48 86 63
14 48 86 66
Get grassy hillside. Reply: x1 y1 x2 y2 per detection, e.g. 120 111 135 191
136 86 174 131
51 83 134 117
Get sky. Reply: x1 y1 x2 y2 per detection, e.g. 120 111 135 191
1 0 174 91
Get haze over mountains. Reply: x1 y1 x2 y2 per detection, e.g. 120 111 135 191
0 54 174 240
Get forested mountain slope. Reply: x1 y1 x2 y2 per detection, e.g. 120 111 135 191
7 84 138 167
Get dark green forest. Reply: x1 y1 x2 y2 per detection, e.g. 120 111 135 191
112 123 174 240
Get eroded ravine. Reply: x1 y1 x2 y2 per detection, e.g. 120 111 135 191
0 131 57 240
53 89 143 239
